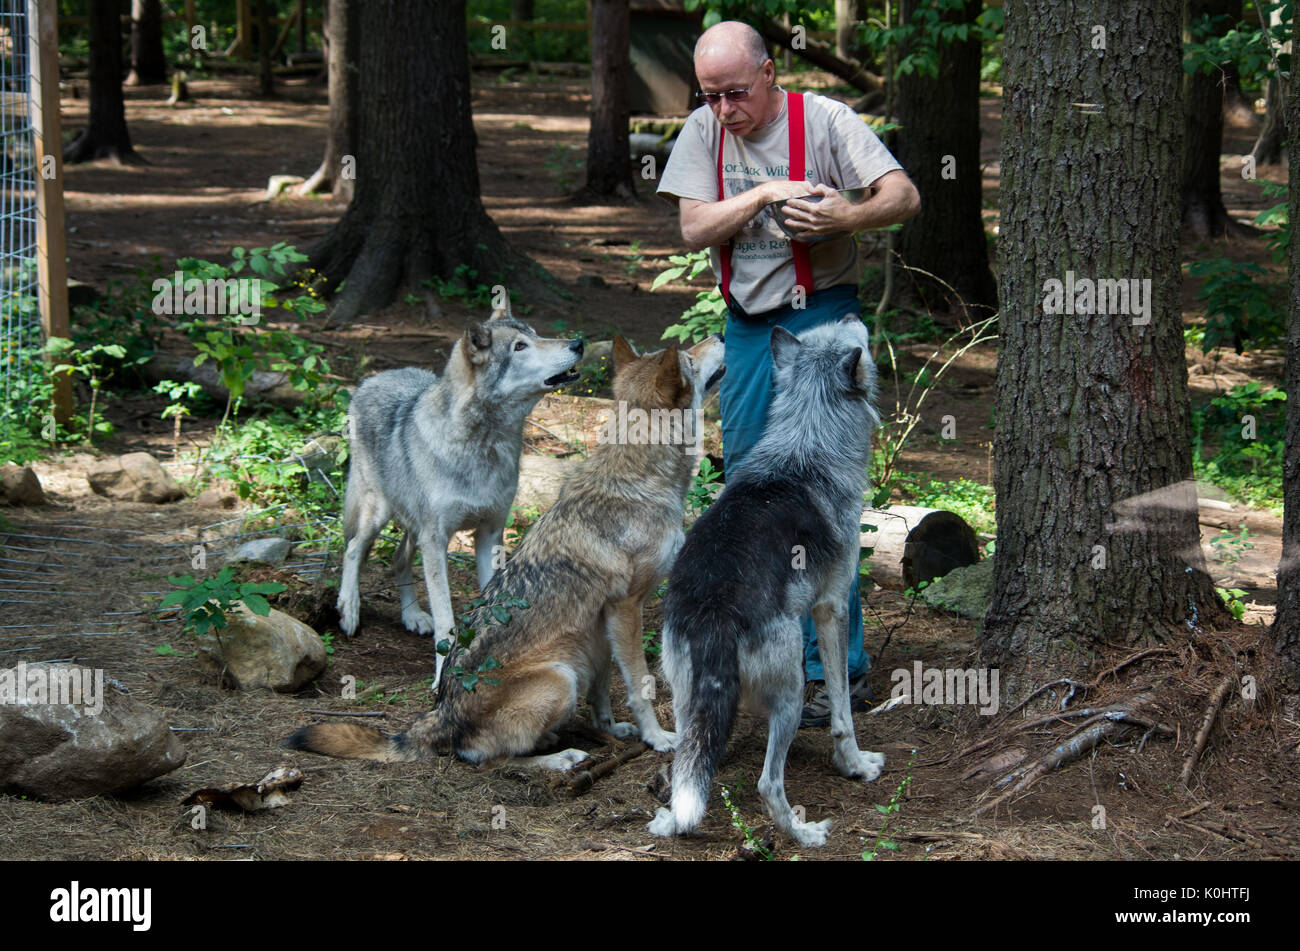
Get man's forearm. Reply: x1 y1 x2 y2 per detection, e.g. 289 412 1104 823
680 187 773 251
849 177 920 232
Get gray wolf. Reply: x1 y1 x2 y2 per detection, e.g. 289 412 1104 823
647 316 883 846
335 304 584 687
291 334 726 768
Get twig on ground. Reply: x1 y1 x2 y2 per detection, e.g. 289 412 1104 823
1180 674 1235 786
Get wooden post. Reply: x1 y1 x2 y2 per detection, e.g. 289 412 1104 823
226 0 252 58
27 0 72 423
296 0 307 54
184 0 196 40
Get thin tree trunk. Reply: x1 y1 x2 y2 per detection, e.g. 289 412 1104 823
65 0 143 165
1181 0 1234 238
1251 3 1288 166
258 0 275 97
582 0 634 199
512 0 534 58
307 0 553 323
984 0 1223 707
1276 10 1300 690
894 0 996 318
126 0 166 86
299 0 358 199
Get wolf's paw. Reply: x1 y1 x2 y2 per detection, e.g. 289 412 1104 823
543 748 589 771
647 807 677 837
337 593 360 636
643 728 679 752
609 722 639 739
789 817 832 847
401 609 436 636
835 748 885 781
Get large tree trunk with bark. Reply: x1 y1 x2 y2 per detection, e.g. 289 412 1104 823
307 0 549 324
984 0 1224 707
126 0 166 86
1181 0 1234 239
299 0 358 200
894 0 996 318
1276 12 1300 691
65 0 142 164
582 0 634 199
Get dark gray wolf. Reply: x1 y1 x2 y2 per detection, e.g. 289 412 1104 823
336 305 584 686
291 334 725 768
647 316 884 846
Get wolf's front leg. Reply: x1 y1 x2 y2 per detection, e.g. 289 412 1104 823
473 522 506 592
811 599 884 782
416 531 454 684
605 597 676 751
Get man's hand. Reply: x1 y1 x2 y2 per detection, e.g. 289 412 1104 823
779 183 860 238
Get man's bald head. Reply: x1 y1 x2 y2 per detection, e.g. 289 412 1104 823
694 20 770 70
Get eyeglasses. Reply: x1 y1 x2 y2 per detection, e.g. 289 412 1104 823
695 83 755 106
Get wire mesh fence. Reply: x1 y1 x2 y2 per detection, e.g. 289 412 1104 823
0 2 40 444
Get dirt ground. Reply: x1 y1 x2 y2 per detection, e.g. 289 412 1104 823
1 69 1296 861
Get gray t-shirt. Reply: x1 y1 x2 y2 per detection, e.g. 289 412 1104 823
658 89 902 314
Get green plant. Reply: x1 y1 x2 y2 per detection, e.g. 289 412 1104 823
862 748 916 861
686 456 723 514
1209 523 1255 566
154 644 181 656
1216 586 1249 620
421 262 500 308
320 632 336 656
1192 381 1286 511
154 379 206 457
44 337 128 445
719 784 773 860
1186 258 1285 354
654 250 729 345
642 628 661 659
160 566 287 638
897 475 996 536
443 593 530 692
543 143 584 193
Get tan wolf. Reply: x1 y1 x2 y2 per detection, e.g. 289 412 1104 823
288 334 725 769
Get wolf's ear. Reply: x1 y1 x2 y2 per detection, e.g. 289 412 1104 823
612 335 638 370
654 346 684 399
770 325 801 367
839 347 865 388
464 322 492 366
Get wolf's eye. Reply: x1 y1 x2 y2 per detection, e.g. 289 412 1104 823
514 341 527 351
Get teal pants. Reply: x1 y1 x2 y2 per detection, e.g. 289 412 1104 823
718 284 869 682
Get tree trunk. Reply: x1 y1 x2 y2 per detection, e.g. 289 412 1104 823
65 0 143 165
257 0 275 97
1181 0 1234 239
1275 11 1300 691
299 0 358 200
836 0 856 61
512 0 535 58
984 0 1224 707
894 0 997 318
126 0 166 86
307 0 551 324
582 0 634 199
1220 61 1260 128
1250 3 1287 166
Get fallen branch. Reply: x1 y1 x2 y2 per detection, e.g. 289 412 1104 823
552 741 650 796
1179 674 1235 786
974 693 1172 816
304 709 387 718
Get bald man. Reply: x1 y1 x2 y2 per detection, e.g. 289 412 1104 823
658 20 919 727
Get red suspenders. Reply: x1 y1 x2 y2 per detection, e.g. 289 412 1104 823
716 91 814 310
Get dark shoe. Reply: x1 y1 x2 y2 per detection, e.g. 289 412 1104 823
799 674 874 729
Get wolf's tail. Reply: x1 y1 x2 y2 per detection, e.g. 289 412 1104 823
664 622 740 834
285 709 451 763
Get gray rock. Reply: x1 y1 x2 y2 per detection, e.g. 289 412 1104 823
921 558 994 619
515 454 579 511
0 665 186 799
195 605 327 692
224 536 293 566
1 465 45 505
86 452 183 503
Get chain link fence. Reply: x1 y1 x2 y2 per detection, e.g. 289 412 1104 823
0 2 40 444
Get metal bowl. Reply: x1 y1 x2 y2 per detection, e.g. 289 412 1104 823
767 186 871 243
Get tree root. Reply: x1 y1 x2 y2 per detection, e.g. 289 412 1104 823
974 692 1174 816
1179 674 1235 786
549 740 649 796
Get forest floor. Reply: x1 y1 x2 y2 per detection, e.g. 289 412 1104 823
0 68 1295 861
